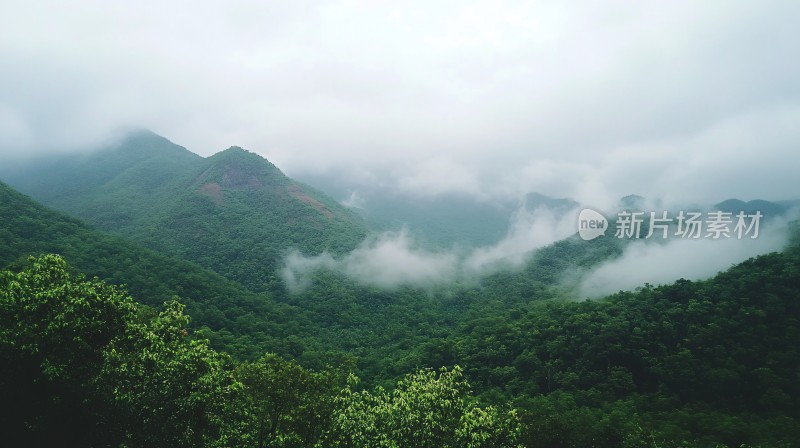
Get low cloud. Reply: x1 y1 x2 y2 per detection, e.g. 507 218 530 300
341 190 366 209
282 203 579 291
4 1 799 206
464 205 578 272
282 229 458 291
578 212 795 298
285 200 797 296
395 157 483 198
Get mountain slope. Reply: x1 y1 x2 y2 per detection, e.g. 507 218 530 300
292 173 525 249
2 131 203 232
1 131 367 292
0 180 300 358
471 244 800 447
4 176 800 446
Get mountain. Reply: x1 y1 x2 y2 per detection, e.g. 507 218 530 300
4 187 799 446
613 195 790 218
4 156 800 446
714 198 788 217
295 172 591 250
0 131 202 230
353 192 514 249
0 177 460 366
1 131 367 292
777 199 800 209
619 194 646 210
458 242 800 447
0 179 303 358
0 176 489 377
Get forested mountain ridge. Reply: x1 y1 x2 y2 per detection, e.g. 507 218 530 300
714 198 788 217
2 173 800 445
0 179 311 357
0 254 523 447
457 240 800 447
3 132 800 446
0 179 464 365
1 131 367 292
0 177 555 370
2 131 203 231
294 173 584 250
2 239 799 446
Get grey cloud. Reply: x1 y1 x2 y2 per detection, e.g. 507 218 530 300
281 229 459 291
283 201 796 294
578 211 796 298
1 0 799 203
464 205 578 272
281 204 579 291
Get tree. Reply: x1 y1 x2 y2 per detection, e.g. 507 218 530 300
0 255 240 447
325 366 521 447
99 299 239 448
234 353 340 447
0 255 135 446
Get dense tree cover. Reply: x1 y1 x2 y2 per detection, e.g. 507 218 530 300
455 245 800 447
328 366 521 447
0 255 520 447
0 255 236 446
277 241 800 446
0 179 313 358
0 179 467 375
0 178 528 373
233 353 346 446
5 243 799 447
0 178 608 373
3 150 800 446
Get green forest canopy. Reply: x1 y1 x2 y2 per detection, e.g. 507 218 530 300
3 244 799 446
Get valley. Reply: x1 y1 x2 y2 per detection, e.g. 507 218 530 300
2 132 798 447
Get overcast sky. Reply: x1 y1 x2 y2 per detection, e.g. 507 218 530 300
2 0 799 206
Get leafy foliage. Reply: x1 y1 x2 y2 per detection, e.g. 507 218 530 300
326 366 521 447
0 255 520 447
234 353 343 447
0 255 237 447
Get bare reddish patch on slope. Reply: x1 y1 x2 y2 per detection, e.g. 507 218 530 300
222 169 263 189
199 182 224 205
288 184 334 218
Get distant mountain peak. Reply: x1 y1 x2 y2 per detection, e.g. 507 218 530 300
219 145 249 154
108 130 200 165
122 127 161 139
212 145 277 167
0 133 367 295
523 192 579 212
119 129 180 148
194 144 341 220
200 146 287 192
618 194 648 211
714 198 786 216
